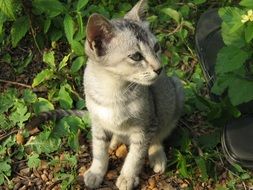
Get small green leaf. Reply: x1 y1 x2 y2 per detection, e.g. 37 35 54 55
162 8 181 23
32 69 54 87
240 0 253 8
32 0 64 18
44 19 51 33
76 0 89 11
9 100 30 128
58 85 73 109
59 53 71 71
193 0 206 5
71 40 84 56
33 98 54 115
70 56 85 73
23 89 37 104
0 0 15 19
27 153 41 169
195 157 208 180
215 46 250 74
245 23 253 43
64 14 75 44
43 51 55 69
11 16 30 47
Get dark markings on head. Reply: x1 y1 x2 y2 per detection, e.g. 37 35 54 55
113 19 149 45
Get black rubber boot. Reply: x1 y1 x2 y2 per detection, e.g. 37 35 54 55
195 9 253 169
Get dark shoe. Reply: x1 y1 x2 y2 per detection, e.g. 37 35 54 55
196 9 253 169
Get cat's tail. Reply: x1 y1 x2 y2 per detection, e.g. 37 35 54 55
26 109 88 128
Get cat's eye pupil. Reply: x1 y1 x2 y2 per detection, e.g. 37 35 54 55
129 52 143 61
154 42 160 52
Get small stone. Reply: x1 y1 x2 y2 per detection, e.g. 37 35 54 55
20 168 31 176
115 144 128 158
16 132 25 145
148 178 156 189
41 173 48 182
78 166 87 175
106 170 118 180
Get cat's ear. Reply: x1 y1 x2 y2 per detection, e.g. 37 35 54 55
124 0 148 21
86 13 114 56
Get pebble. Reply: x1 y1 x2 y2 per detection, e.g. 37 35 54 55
148 178 156 189
20 168 31 176
115 144 128 158
106 170 118 180
41 173 49 182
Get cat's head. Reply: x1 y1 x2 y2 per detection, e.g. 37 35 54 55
85 0 162 85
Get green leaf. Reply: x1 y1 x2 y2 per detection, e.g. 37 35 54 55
64 14 75 44
58 85 73 109
23 89 37 104
71 40 84 56
193 0 207 5
70 56 85 73
43 51 55 69
0 89 16 113
76 0 89 11
33 98 54 115
195 157 208 180
215 46 250 74
68 133 79 152
26 131 61 154
176 150 189 178
0 0 15 19
240 0 253 8
75 12 85 41
32 0 64 18
59 53 71 71
162 8 181 24
44 19 51 33
27 153 41 169
32 69 54 87
11 16 30 47
9 100 30 128
245 23 253 43
0 114 11 130
228 77 253 105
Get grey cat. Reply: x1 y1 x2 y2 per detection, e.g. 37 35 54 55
83 0 184 189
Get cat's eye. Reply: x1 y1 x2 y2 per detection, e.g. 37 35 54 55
129 52 143 61
154 42 160 53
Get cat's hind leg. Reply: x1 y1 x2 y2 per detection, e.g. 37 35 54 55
148 141 167 173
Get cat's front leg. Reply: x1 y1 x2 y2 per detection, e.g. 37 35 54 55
116 132 148 190
83 126 110 188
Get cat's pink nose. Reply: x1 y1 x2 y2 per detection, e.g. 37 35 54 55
154 67 162 75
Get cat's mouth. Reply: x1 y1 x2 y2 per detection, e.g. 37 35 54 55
131 76 158 86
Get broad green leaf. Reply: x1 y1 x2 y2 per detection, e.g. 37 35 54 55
75 12 85 41
240 0 253 8
176 150 189 178
245 23 253 43
26 131 61 154
162 8 181 23
219 7 244 34
43 51 55 69
70 56 85 73
11 16 30 47
64 14 75 45
32 0 64 18
59 53 71 71
228 77 253 105
71 40 84 56
33 98 54 115
27 153 41 169
58 85 73 109
32 69 54 87
76 0 89 11
197 131 221 149
9 100 30 128
215 46 250 74
0 0 15 19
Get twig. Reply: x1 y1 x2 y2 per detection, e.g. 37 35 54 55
0 129 19 142
0 79 32 88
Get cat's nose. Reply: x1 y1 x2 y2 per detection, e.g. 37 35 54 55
154 67 162 75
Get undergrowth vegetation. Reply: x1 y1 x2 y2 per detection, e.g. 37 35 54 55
0 0 253 189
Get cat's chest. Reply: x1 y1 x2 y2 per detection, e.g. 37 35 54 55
86 96 147 130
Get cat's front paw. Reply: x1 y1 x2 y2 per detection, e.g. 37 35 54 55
83 169 103 189
116 174 139 190
149 149 167 173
